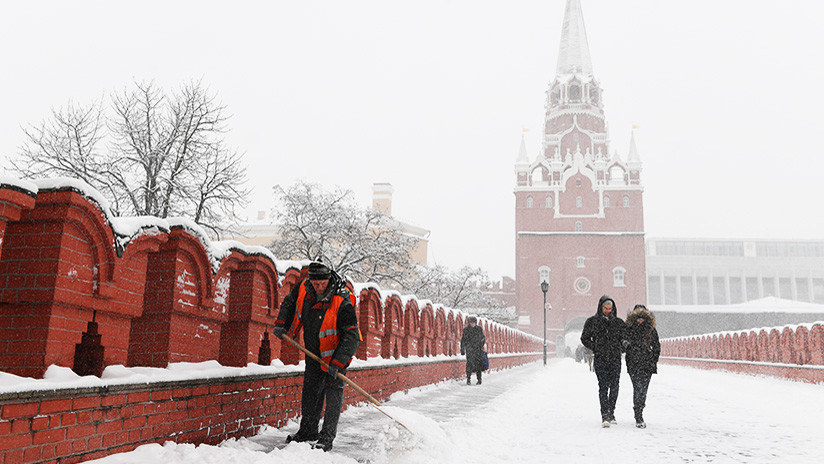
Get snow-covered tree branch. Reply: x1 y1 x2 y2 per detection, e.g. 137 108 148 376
268 180 417 287
11 80 250 236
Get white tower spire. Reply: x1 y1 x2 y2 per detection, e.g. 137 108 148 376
556 0 594 76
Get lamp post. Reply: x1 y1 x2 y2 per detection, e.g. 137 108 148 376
540 280 549 365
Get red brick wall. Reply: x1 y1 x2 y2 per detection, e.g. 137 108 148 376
0 179 545 463
0 355 541 464
661 322 824 384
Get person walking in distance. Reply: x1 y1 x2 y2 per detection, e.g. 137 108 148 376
461 316 486 385
581 295 625 427
623 304 660 429
272 262 360 452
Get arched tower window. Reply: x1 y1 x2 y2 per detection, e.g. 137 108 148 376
545 195 553 208
590 86 599 105
531 167 548 186
575 221 583 232
550 87 560 106
527 196 533 208
577 256 585 268
613 267 626 287
569 84 581 101
538 266 551 287
623 195 629 207
604 195 610 208
576 196 582 208
609 166 625 185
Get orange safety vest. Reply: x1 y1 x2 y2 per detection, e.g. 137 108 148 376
289 282 345 371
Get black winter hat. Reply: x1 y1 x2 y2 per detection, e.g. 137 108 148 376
307 262 331 280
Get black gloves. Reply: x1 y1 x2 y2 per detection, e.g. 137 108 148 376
327 364 340 379
272 326 286 340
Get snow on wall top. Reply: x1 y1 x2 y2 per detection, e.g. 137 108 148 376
275 259 311 276
653 296 824 315
4 175 523 339
0 176 38 196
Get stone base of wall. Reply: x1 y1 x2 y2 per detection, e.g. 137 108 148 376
660 357 824 385
0 354 541 464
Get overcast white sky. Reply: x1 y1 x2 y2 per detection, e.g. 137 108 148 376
1 1 823 280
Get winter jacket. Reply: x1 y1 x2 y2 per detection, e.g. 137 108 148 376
461 324 486 372
275 271 360 371
580 295 625 364
623 306 660 376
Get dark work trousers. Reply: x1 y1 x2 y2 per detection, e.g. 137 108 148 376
298 361 345 441
594 359 621 416
629 372 652 410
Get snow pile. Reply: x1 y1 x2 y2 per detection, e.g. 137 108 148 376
1 352 544 395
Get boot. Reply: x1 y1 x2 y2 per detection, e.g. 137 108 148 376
467 376 471 385
286 431 318 443
477 372 482 385
601 413 610 428
634 407 646 429
311 435 333 452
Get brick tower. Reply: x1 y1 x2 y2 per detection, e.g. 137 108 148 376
514 0 646 351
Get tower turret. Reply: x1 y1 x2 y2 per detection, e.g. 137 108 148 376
513 0 647 345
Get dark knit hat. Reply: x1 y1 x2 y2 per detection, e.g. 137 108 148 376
307 262 331 280
467 316 478 323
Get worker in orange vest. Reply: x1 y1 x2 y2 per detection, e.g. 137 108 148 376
273 262 360 452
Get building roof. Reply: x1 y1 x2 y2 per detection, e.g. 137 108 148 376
652 296 824 314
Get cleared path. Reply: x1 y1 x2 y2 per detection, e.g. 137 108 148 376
93 359 824 463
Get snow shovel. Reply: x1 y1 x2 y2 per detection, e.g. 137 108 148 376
281 333 411 433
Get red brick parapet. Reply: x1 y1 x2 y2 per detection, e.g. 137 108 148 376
661 321 824 383
0 176 543 378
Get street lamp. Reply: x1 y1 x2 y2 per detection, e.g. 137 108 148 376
540 280 549 365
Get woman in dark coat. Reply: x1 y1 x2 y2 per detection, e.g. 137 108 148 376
460 316 486 385
623 304 660 428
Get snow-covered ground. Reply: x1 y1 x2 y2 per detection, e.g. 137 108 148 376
86 359 824 463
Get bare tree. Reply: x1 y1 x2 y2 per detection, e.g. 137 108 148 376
268 180 417 286
11 80 249 235
406 265 489 309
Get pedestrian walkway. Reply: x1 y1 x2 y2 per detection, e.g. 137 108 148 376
91 359 824 464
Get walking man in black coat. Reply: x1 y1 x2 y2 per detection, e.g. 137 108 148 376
272 262 360 452
581 295 625 427
460 316 486 385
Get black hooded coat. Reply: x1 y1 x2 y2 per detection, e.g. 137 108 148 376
461 324 486 372
624 307 660 376
580 295 625 364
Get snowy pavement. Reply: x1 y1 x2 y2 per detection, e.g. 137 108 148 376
88 359 824 463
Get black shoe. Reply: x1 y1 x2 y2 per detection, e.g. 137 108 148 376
634 407 645 428
312 438 333 452
467 378 471 385
286 432 318 443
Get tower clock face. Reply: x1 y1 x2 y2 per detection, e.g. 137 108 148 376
574 277 591 294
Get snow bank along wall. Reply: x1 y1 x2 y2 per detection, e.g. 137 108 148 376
0 178 543 464
661 322 824 384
